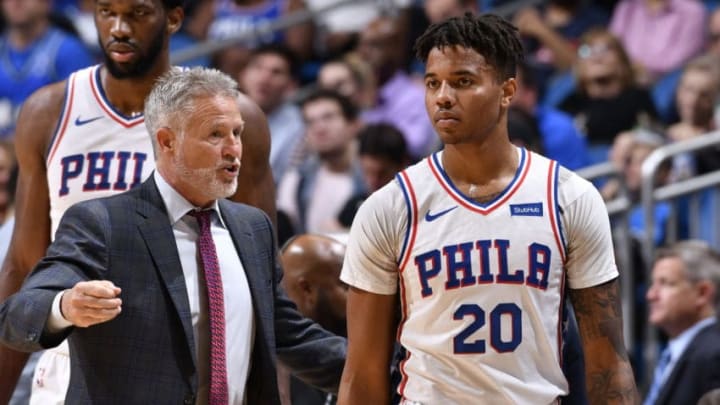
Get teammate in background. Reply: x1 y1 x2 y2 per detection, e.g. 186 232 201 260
0 0 275 403
338 13 638 404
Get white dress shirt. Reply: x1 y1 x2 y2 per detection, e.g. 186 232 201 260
49 172 255 405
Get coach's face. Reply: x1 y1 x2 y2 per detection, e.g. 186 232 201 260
158 95 244 208
423 46 515 146
95 0 182 78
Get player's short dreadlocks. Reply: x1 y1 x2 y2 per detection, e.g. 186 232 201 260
162 0 185 9
414 13 524 81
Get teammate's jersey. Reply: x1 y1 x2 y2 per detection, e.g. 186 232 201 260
46 65 154 238
341 148 618 404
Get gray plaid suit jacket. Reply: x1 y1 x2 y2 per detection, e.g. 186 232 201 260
0 176 345 404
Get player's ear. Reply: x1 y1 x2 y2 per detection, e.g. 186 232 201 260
166 6 184 35
500 77 517 109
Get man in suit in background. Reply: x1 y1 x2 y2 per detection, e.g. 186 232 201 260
280 234 348 405
0 67 344 404
644 240 720 405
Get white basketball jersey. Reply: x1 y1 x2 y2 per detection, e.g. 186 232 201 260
46 65 154 238
341 147 618 404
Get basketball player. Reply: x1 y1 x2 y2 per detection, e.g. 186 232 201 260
338 13 639 404
0 0 275 402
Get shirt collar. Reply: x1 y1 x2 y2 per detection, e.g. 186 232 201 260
153 171 227 228
667 316 717 361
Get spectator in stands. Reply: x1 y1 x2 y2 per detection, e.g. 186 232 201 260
609 0 706 86
317 54 376 110
277 89 365 234
168 0 212 67
306 0 414 59
239 44 305 183
423 0 478 24
600 130 635 201
644 240 720 405
0 0 94 138
357 15 437 161
281 234 347 405
200 0 313 78
708 7 720 58
559 28 657 163
513 0 608 87
336 123 410 230
506 106 545 155
512 61 589 170
618 129 672 247
666 54 720 179
650 2 720 125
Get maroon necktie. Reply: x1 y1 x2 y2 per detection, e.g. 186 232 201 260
190 210 228 405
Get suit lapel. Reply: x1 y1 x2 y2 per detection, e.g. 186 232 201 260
656 323 715 404
218 200 272 315
219 200 278 403
136 177 197 370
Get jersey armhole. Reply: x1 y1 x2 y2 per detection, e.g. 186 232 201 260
45 73 75 164
396 171 418 270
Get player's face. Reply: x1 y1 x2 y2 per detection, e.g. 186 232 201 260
94 0 177 79
171 95 244 207
423 46 514 146
646 257 704 336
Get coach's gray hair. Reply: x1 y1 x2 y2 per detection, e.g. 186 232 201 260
655 239 720 309
144 67 241 154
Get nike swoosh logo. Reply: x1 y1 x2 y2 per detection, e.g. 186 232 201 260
74 116 104 126
425 206 458 222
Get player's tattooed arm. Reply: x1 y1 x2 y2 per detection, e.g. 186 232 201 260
570 278 640 405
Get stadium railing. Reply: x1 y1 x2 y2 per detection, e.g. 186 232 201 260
639 130 720 389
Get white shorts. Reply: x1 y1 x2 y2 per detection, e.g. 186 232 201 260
30 340 70 405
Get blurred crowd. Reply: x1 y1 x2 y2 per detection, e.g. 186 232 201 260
3 0 720 397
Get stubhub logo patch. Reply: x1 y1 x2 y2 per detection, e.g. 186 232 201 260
510 202 543 217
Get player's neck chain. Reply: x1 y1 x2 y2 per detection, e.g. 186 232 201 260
467 184 501 204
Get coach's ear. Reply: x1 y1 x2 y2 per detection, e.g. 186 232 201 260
166 6 184 35
156 127 177 155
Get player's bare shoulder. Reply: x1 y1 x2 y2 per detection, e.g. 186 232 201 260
235 91 270 154
14 80 69 157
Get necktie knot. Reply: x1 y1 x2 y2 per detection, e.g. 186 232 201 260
189 209 213 230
